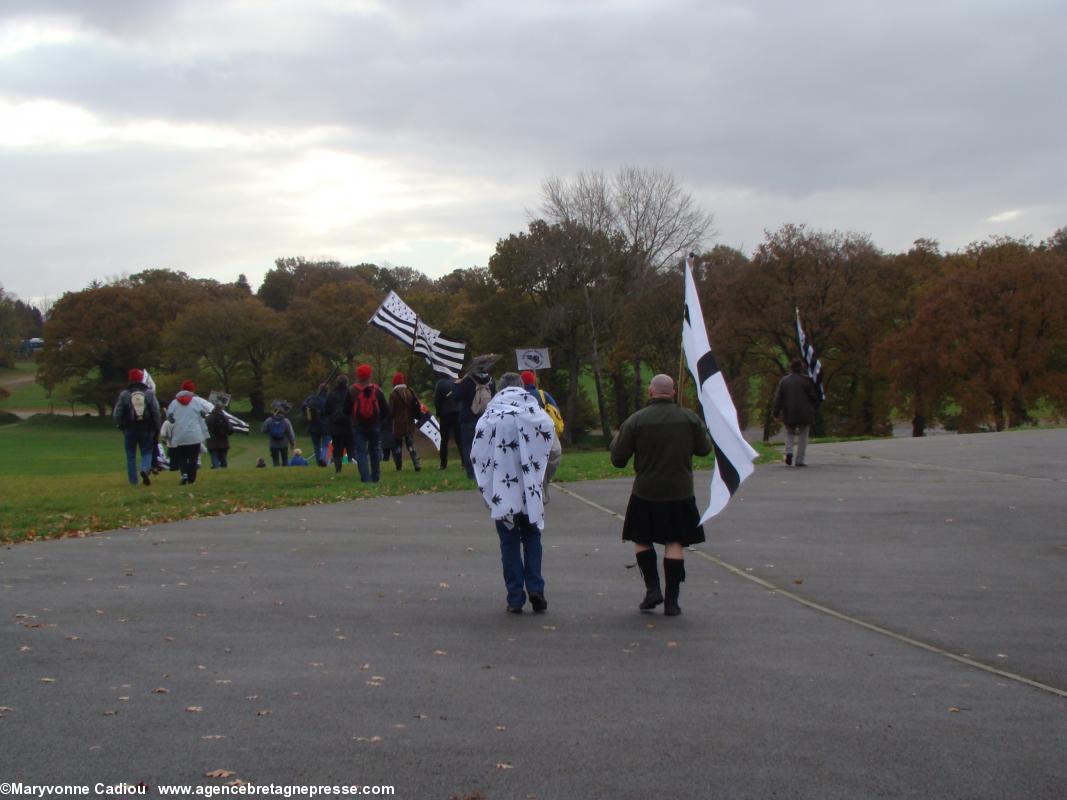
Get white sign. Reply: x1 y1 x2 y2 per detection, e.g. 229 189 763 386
516 348 551 370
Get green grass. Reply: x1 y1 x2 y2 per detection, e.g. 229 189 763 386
0 416 779 544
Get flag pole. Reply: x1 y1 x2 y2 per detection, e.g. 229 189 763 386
408 315 418 380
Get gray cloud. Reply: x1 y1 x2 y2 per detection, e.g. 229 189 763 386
1 0 1063 301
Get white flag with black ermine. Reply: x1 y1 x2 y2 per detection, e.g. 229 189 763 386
369 291 466 379
416 411 442 451
682 255 759 523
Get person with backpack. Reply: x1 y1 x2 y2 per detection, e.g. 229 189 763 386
323 374 353 473
433 370 463 471
454 367 496 480
351 363 390 483
302 383 330 467
205 399 233 468
521 370 563 500
261 406 297 466
166 380 214 485
387 372 423 471
112 368 161 486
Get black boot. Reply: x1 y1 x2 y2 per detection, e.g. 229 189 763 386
663 557 685 616
636 549 662 611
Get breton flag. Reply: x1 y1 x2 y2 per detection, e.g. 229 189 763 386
416 411 442 451
223 410 250 434
682 255 759 523
795 308 825 400
369 291 466 379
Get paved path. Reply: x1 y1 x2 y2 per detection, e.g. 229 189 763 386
2 430 1065 799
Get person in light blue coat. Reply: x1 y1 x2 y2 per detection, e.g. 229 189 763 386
166 380 214 485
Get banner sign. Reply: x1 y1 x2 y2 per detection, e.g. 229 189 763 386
516 348 551 370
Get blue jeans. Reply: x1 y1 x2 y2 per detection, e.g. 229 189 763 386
352 425 381 482
209 449 228 469
496 514 544 609
123 427 154 485
311 433 331 465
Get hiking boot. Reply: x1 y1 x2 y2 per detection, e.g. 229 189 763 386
140 470 151 487
784 453 793 466
529 593 548 613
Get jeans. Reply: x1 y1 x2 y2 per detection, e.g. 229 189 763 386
123 427 154 485
784 424 810 465
270 447 289 467
352 425 381 482
311 432 331 465
495 514 544 609
208 449 229 469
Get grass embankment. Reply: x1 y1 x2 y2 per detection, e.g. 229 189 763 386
0 415 778 544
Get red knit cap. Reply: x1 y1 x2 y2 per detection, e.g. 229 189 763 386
128 368 144 383
356 364 373 381
180 380 196 392
392 372 405 386
520 370 537 386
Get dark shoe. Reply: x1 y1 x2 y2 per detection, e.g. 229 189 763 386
180 476 188 485
140 470 151 486
529 593 547 613
506 606 523 614
439 463 447 470
636 549 662 611
795 462 807 467
639 588 663 611
663 557 685 617
784 453 793 465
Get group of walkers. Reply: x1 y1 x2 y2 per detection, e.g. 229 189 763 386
115 359 815 619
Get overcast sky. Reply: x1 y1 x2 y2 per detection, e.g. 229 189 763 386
1 0 1063 303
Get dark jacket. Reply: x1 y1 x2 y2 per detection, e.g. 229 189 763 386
773 372 820 427
454 372 496 424
610 398 713 502
324 385 353 436
389 384 422 438
302 390 328 436
434 377 461 418
112 381 161 431
261 413 296 449
205 407 232 451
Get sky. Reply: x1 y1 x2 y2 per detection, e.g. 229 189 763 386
1 0 1064 304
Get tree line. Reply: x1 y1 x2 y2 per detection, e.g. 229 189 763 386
12 169 1067 441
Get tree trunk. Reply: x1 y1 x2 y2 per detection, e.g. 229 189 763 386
1008 392 1030 428
565 347 580 446
582 285 612 448
632 356 643 412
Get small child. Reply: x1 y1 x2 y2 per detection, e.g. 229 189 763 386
289 448 310 467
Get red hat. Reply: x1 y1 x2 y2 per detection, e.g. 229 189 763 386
520 370 537 386
356 364 373 381
180 380 196 392
392 372 405 386
128 368 144 383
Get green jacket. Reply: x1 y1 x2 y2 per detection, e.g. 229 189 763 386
610 398 713 501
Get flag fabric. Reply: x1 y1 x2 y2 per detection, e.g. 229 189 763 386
516 347 551 370
416 411 442 451
223 410 250 434
369 291 466 378
682 256 759 523
795 308 825 400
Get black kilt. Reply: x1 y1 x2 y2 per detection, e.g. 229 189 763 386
621 494 705 546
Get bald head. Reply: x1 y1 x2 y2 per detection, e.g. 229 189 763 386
648 374 675 398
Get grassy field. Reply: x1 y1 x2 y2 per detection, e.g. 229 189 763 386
0 414 778 543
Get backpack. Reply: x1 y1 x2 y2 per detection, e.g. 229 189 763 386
208 411 229 438
303 394 322 423
539 390 565 437
470 382 492 416
127 390 148 423
353 384 380 423
268 415 288 439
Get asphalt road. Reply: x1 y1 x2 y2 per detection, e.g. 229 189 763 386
2 429 1065 799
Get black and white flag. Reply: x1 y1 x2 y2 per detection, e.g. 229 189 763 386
223 410 250 434
416 411 442 451
682 255 758 523
369 291 466 379
795 308 825 400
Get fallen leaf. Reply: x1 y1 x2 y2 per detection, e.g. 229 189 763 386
793 579 804 585
0 706 13 713
256 709 272 716
948 707 961 713
202 735 226 740
226 780 247 787
118 697 130 702
66 635 81 641
439 582 450 589
495 725 507 731
102 710 118 716
433 650 447 656
19 646 32 652
205 770 236 779
40 678 56 684
494 762 514 770
414 714 429 720
666 641 678 648
151 687 169 694
185 706 204 713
